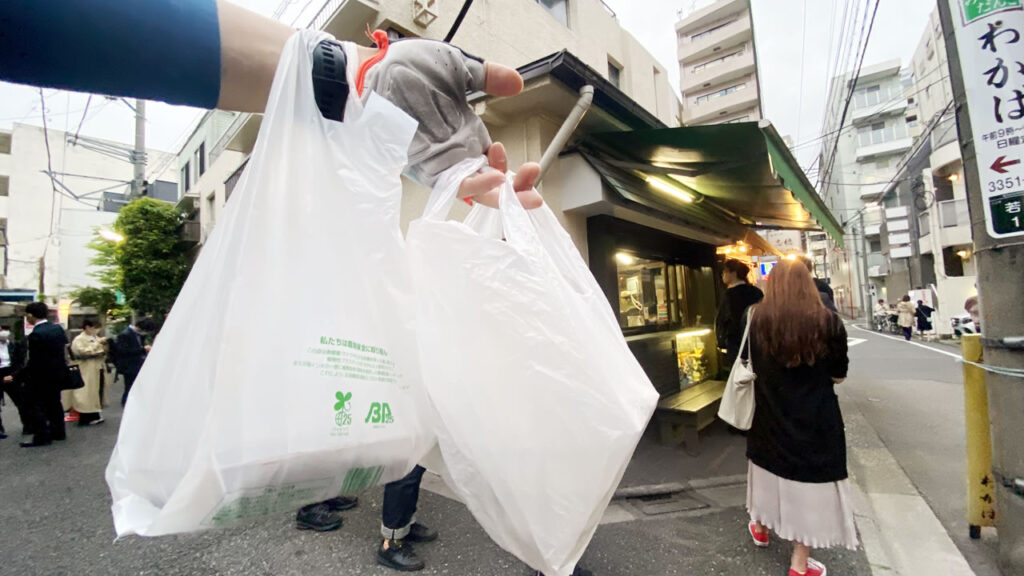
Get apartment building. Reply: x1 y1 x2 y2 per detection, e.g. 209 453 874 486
676 0 762 126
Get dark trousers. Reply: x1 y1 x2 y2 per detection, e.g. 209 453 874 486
25 381 64 442
902 326 912 341
121 369 139 407
382 465 425 539
0 370 29 434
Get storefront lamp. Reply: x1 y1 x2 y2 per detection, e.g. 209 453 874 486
645 176 694 203
676 328 712 339
785 253 798 261
615 252 635 265
738 245 748 253
957 249 971 259
948 173 960 183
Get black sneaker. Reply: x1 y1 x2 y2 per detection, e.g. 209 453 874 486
405 522 437 543
295 503 342 532
323 496 358 512
377 539 425 572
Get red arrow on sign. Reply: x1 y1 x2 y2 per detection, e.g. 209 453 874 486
990 155 1020 174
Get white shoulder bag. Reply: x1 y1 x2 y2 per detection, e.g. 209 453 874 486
718 308 756 430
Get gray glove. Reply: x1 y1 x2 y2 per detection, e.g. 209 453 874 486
361 39 492 188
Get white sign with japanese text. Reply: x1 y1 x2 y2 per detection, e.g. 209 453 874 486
948 0 1024 238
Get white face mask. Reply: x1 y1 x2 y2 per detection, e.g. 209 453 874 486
0 331 10 340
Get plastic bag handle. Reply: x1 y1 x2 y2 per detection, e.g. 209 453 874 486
421 157 489 223
497 172 543 249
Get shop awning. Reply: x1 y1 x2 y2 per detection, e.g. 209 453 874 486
578 120 844 248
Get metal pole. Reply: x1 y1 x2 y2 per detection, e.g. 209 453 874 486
537 86 594 183
132 99 145 197
962 334 996 539
858 213 872 328
938 2 1024 568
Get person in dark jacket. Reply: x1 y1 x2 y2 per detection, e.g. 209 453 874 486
0 326 28 439
916 300 934 333
113 318 156 407
743 261 855 576
802 257 837 312
20 302 71 448
716 259 764 369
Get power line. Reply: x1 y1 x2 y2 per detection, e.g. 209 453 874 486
71 95 92 146
38 89 60 258
795 0 809 143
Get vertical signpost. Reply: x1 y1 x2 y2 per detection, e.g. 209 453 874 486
940 0 1024 570
951 0 1024 239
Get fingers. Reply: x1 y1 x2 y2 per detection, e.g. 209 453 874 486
484 62 524 97
513 162 540 192
457 171 505 200
487 142 508 174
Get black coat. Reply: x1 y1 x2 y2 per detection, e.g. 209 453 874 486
746 312 850 483
716 283 764 360
814 278 838 312
0 341 26 381
24 322 70 389
113 327 147 375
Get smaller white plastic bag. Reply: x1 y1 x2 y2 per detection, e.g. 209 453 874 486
407 159 659 576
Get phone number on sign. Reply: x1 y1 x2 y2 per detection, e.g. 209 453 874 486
988 176 1024 193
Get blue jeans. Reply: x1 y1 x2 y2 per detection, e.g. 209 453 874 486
381 465 425 540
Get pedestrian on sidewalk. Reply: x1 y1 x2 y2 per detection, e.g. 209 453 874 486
802 257 837 312
915 300 934 335
65 320 108 426
113 318 155 407
743 260 856 576
0 326 28 440
377 466 439 572
896 296 916 341
19 302 71 448
716 259 764 370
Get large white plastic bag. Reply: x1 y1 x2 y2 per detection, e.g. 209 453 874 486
407 159 660 576
105 30 434 537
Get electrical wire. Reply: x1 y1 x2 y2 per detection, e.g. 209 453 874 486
444 0 475 42
38 89 60 257
71 95 92 146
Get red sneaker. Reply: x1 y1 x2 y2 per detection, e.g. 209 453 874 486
748 522 769 547
64 409 80 423
789 558 827 576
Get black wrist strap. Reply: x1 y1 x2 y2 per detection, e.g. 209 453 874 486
312 40 350 122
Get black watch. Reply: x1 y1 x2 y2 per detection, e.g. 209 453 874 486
312 40 350 122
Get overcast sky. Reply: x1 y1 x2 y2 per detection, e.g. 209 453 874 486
0 0 938 175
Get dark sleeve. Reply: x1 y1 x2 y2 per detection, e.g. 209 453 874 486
0 0 221 108
827 315 849 380
715 296 731 349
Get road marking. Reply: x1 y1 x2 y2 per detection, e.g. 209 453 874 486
848 337 867 347
850 325 963 360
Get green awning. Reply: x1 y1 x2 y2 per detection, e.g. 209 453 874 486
579 121 844 248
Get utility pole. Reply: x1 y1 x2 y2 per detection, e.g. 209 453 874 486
938 2 1024 571
131 99 146 197
858 212 872 328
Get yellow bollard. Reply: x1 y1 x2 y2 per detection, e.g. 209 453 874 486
963 334 996 539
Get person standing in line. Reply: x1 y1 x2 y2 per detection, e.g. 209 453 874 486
0 326 28 440
67 320 108 426
716 259 765 369
802 257 837 312
896 296 916 341
20 302 71 448
915 300 934 335
113 318 155 407
743 260 855 576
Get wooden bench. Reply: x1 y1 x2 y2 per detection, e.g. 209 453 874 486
654 380 727 456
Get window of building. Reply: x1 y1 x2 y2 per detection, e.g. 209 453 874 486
0 132 10 154
691 18 736 42
608 59 621 88
723 115 750 123
537 0 568 26
906 114 919 127
695 82 746 105
180 162 191 195
908 97 915 104
692 49 744 74
875 158 890 170
858 119 907 147
197 143 206 177
0 175 7 197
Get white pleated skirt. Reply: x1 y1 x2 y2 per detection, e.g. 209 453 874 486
746 461 859 550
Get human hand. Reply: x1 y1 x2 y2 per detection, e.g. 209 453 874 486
144 345 152 353
359 37 526 189
3 376 12 384
455 143 542 209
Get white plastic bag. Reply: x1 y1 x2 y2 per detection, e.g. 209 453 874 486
719 309 756 430
105 30 434 537
407 159 659 576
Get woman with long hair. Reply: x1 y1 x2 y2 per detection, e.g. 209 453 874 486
743 261 855 576
897 295 916 341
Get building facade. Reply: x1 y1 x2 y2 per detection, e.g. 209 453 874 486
0 123 176 302
819 60 920 317
676 0 762 126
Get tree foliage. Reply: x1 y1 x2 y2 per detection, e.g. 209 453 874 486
71 286 119 316
115 198 191 318
85 197 190 320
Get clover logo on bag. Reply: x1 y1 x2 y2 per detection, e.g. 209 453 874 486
334 391 353 428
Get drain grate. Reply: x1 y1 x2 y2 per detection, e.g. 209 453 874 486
629 492 709 516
